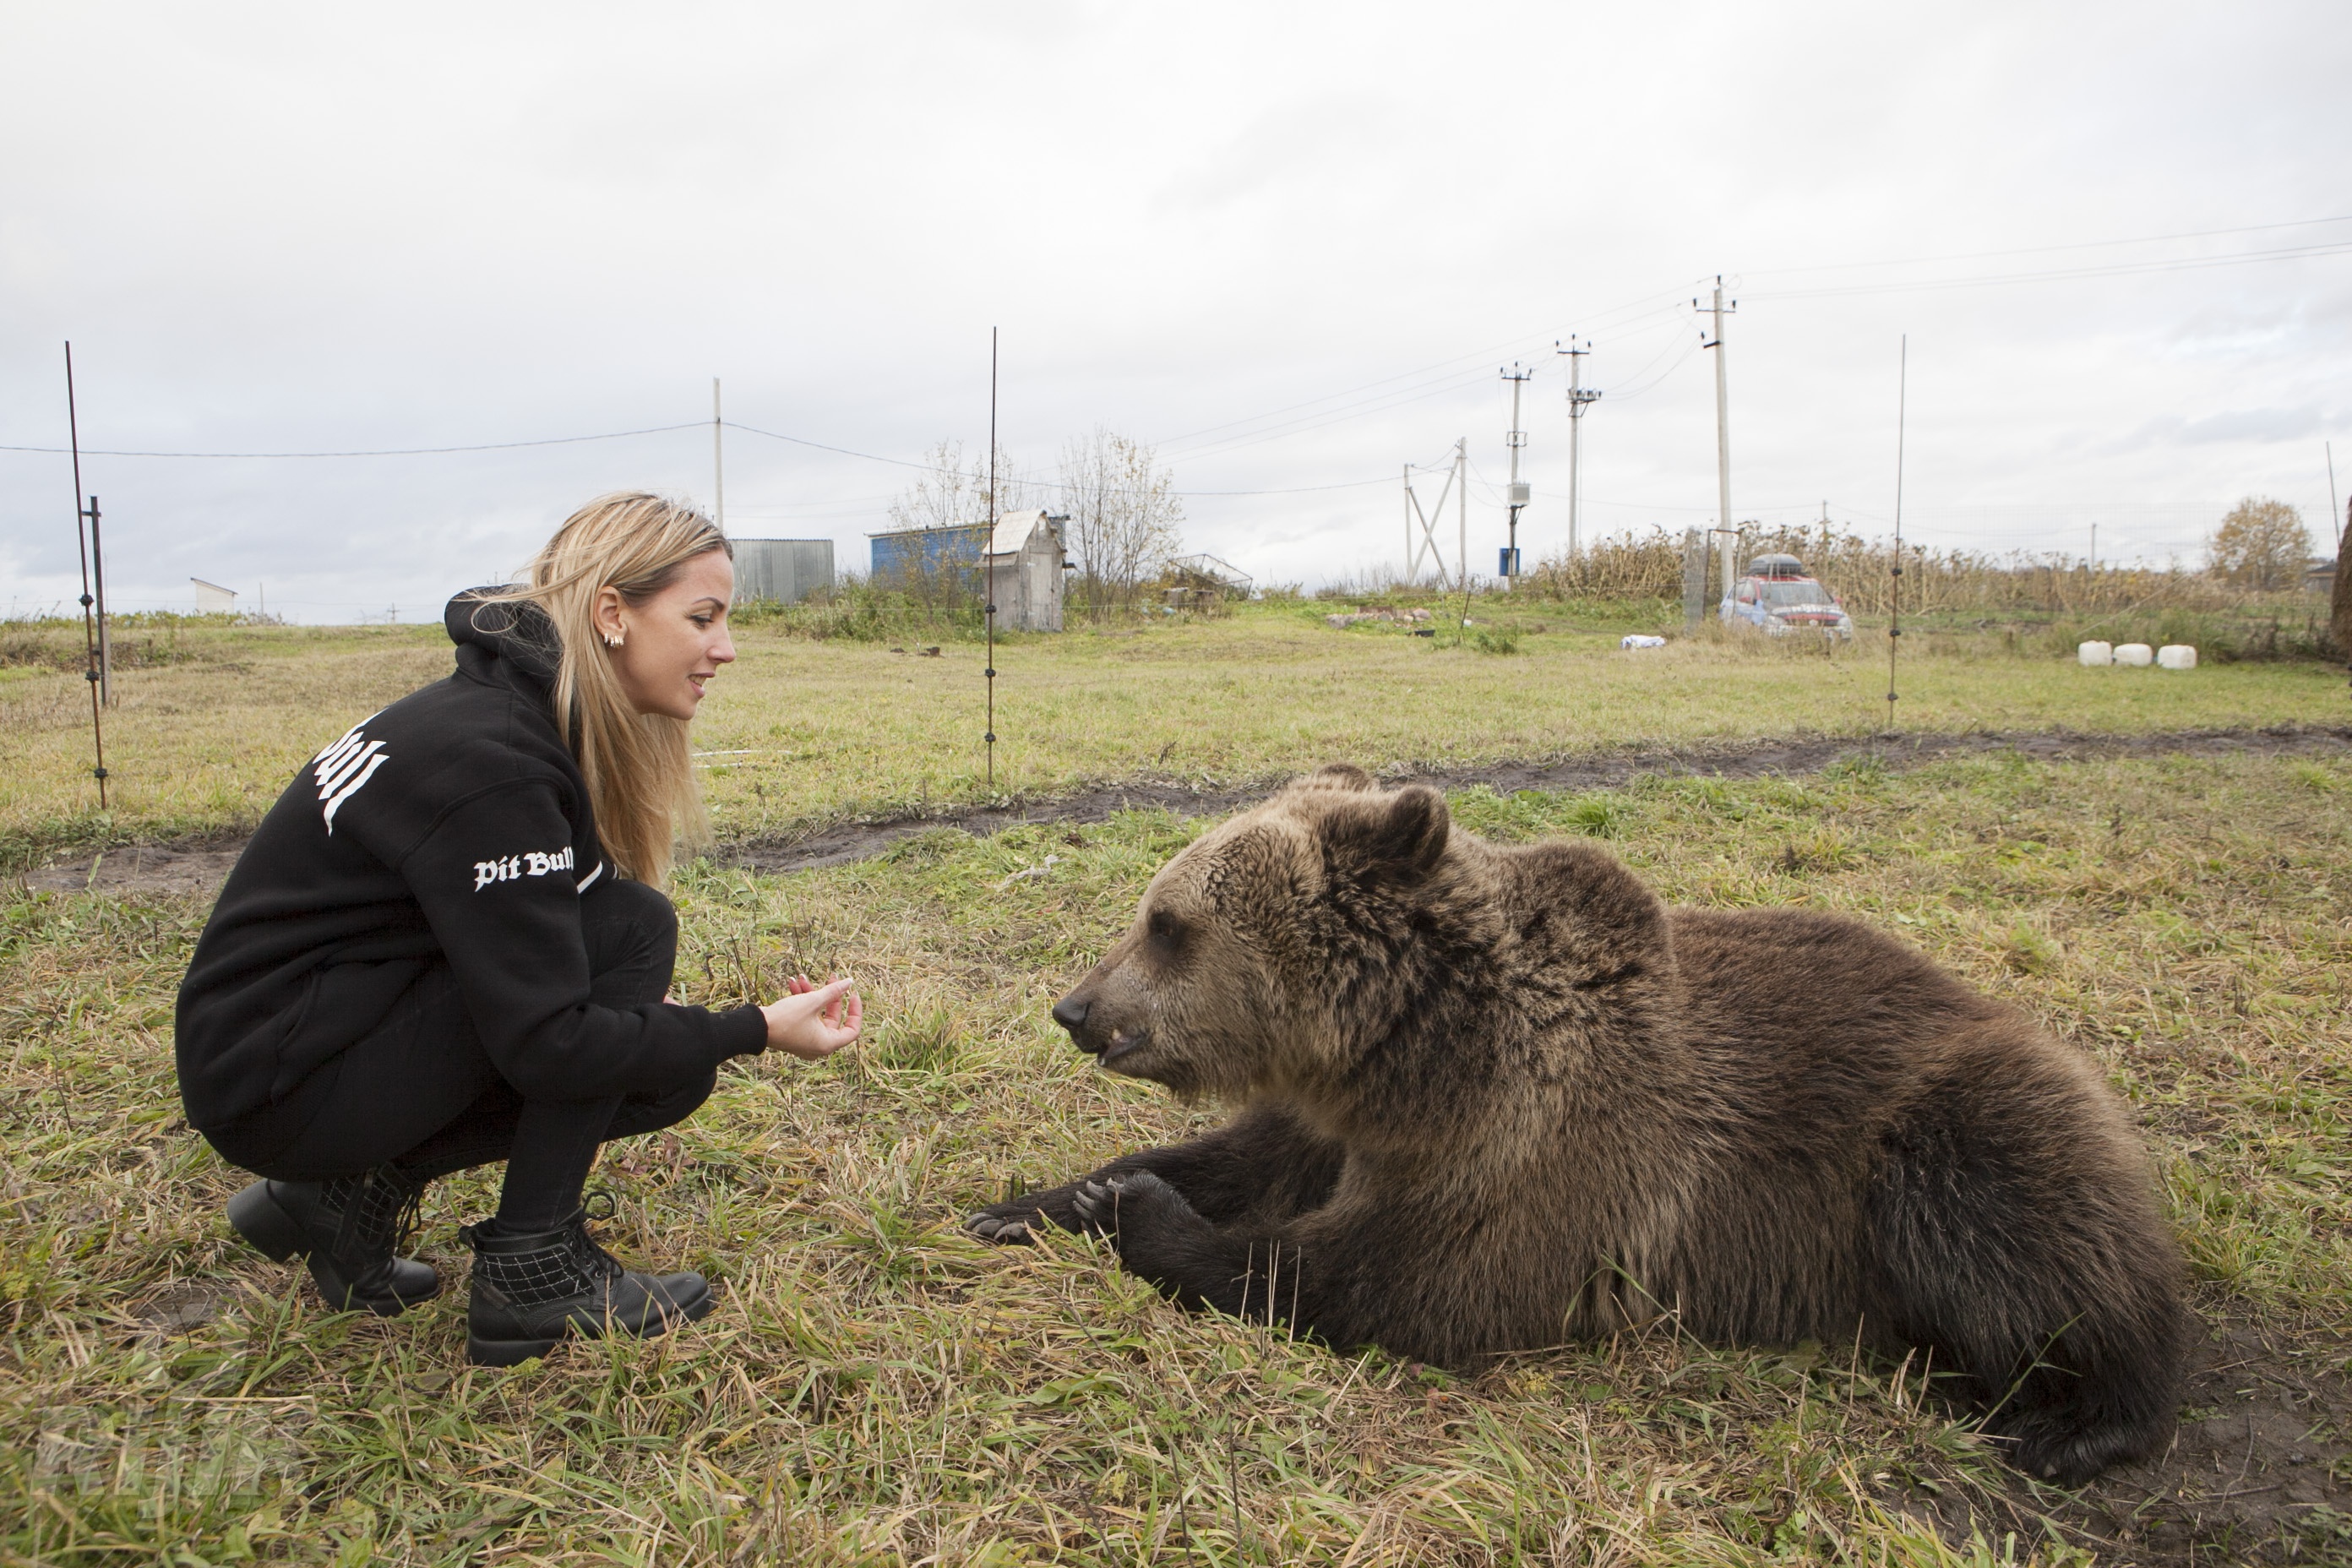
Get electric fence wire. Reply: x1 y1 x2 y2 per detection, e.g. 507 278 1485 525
0 420 707 459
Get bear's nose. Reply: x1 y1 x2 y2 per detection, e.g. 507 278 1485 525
1051 994 1091 1037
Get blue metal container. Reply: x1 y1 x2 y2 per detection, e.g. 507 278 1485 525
869 525 989 585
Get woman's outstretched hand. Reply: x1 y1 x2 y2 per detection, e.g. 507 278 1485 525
762 974 863 1060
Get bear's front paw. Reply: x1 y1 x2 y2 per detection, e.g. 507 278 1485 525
1070 1170 1201 1250
963 1209 1036 1244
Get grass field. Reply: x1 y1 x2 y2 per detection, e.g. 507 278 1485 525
1 605 2344 863
3 611 2349 1564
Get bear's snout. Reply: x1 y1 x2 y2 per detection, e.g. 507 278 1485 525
1051 993 1092 1043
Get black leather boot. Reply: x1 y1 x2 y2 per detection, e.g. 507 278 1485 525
461 1200 714 1366
226 1166 440 1316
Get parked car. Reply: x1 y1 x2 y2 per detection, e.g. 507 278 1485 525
1721 553 1854 639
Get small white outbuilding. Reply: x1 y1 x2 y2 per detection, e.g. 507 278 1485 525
192 578 238 614
982 510 1069 633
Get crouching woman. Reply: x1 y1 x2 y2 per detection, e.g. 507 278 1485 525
174 492 860 1365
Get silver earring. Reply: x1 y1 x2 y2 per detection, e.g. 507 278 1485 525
604 633 623 647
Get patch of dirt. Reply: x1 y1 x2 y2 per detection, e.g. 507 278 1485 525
2091 1319 2352 1564
1960 1310 2352 1565
20 831 250 899
23 725 2352 898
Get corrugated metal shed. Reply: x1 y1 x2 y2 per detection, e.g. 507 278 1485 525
870 524 989 584
733 539 834 605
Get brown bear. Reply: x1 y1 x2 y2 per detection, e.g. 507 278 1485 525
966 765 2186 1484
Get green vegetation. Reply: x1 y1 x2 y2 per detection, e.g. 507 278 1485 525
3 606 2343 867
3 750 2349 1562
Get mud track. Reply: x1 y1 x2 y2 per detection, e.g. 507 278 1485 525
24 723 2352 899
1952 1307 2352 1565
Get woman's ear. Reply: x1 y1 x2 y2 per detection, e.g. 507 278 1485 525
592 586 627 645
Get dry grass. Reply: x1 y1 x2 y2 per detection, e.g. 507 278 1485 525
1516 526 2341 656
2 607 2343 869
3 749 2348 1563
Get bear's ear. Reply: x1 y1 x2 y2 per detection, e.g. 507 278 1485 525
1304 763 1377 793
1324 785 1451 881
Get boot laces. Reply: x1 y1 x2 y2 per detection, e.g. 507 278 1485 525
329 1167 427 1262
566 1191 626 1284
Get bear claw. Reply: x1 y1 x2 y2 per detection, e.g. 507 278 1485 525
963 1211 1038 1245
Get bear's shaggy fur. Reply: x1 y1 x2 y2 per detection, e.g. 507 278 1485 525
966 766 2186 1483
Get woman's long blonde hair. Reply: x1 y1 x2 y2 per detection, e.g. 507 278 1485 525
484 492 731 886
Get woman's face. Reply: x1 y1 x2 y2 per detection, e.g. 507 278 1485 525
595 550 738 720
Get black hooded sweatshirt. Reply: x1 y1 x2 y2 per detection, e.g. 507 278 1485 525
174 593 766 1132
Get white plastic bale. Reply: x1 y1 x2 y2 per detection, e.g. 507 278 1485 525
2157 644 2197 670
2114 643 2154 667
2077 641 2114 667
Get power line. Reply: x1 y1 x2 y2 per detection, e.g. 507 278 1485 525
0 420 705 459
1745 238 2352 301
1737 212 2352 280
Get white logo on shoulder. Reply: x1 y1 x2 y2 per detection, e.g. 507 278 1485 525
473 846 578 891
312 718 389 835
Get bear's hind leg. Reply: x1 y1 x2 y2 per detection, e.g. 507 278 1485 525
1866 1071 2185 1484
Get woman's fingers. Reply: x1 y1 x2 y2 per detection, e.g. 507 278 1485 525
762 976 863 1060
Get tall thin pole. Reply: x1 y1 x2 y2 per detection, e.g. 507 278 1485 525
1703 280 1737 598
2328 441 2338 542
1455 437 1467 593
711 378 725 531
1402 463 1412 584
91 499 112 705
1888 335 1908 732
1560 339 1598 560
984 329 999 792
1500 365 1532 589
63 343 107 807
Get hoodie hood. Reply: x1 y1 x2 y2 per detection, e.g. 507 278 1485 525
445 590 564 696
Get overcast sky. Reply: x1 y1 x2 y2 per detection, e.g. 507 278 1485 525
4 2 2348 620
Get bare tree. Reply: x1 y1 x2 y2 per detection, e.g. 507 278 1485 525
1057 428 1184 616
885 441 1036 533
880 442 1038 609
2206 497 2312 591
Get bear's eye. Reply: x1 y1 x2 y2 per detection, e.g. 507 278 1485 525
1146 909 1184 950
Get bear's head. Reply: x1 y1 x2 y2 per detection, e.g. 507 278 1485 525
1049 764 1478 1103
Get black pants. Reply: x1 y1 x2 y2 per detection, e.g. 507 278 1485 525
206 879 714 1230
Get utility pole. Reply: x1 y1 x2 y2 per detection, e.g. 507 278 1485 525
1700 278 1737 602
711 378 725 531
1499 364 1533 588
1456 437 1467 593
1403 451 1464 590
1559 339 1599 559
1402 462 1413 582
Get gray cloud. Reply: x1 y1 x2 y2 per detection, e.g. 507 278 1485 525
3 0 2349 618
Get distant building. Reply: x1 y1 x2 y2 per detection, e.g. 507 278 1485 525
191 577 238 614
2307 558 2338 596
983 510 1069 632
869 523 991 585
732 538 833 605
868 514 1069 631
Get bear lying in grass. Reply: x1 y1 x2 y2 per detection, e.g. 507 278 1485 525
966 765 2186 1484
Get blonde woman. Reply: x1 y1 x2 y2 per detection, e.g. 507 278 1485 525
175 493 860 1365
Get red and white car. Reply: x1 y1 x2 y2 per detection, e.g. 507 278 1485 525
1722 554 1854 640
